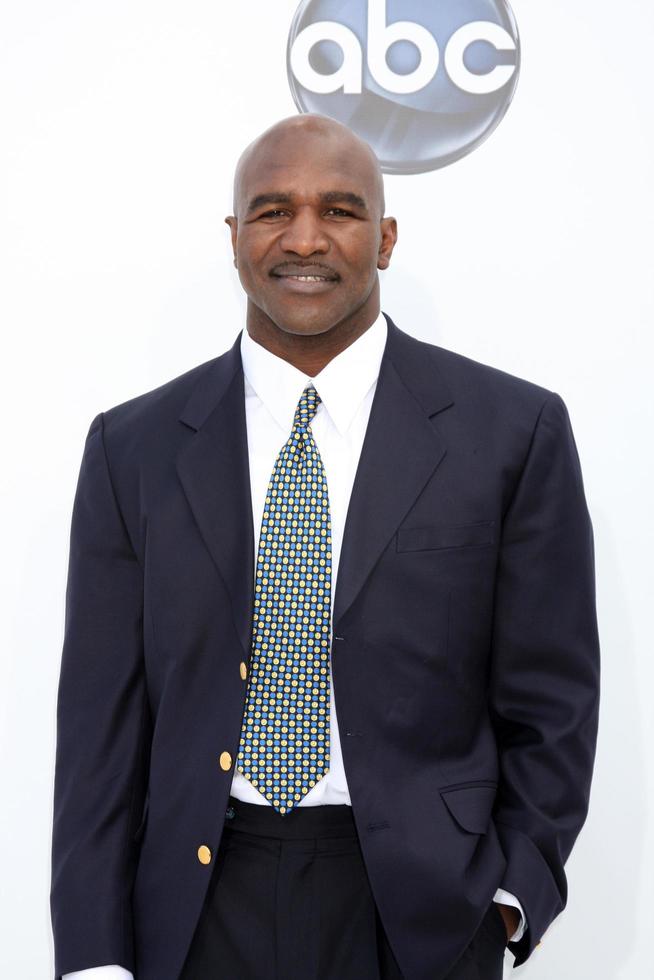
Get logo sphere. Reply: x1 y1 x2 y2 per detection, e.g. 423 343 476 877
287 0 521 174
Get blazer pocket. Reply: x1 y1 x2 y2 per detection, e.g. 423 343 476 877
440 783 497 834
396 521 496 553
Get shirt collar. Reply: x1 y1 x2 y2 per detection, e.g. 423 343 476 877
240 311 388 436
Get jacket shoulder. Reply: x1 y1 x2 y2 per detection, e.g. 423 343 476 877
416 336 556 409
387 321 561 435
97 334 241 450
84 339 240 480
102 355 220 426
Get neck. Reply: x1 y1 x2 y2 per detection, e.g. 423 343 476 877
246 300 380 377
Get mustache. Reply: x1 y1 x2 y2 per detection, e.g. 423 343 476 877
269 262 340 280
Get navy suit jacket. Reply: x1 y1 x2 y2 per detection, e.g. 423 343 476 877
51 315 601 980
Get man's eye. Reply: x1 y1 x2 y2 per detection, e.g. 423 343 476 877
326 208 352 217
260 209 287 219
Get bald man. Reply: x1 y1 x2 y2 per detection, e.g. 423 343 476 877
51 115 600 980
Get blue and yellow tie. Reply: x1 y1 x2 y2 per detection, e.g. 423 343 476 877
236 384 332 815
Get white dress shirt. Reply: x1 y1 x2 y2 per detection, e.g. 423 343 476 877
63 313 525 979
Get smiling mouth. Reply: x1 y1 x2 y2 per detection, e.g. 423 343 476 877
270 266 339 284
281 274 333 282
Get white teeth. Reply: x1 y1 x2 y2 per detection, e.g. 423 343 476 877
290 275 328 282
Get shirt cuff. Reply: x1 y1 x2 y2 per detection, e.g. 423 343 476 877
63 968 134 980
493 887 528 943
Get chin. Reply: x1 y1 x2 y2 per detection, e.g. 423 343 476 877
270 310 342 337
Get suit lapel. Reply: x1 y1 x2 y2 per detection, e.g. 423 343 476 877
174 316 455 656
333 315 454 630
175 332 255 659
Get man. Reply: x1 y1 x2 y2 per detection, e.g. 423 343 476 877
51 114 601 980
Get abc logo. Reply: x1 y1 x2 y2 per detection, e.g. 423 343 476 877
287 0 521 174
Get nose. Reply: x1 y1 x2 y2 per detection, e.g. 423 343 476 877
279 207 329 256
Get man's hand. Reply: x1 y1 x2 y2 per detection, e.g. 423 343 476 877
496 903 520 943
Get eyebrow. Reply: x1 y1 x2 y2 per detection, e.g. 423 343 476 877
246 190 369 214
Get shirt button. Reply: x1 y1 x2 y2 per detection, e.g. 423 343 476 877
197 845 212 865
219 751 233 771
239 662 247 680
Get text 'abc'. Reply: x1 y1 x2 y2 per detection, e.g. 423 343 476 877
290 0 517 97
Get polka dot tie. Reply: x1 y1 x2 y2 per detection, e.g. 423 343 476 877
236 384 332 815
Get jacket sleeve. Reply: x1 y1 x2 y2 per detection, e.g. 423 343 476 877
51 413 151 979
488 392 601 967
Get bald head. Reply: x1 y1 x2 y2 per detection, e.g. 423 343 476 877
232 114 385 220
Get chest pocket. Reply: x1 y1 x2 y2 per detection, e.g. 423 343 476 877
396 520 496 553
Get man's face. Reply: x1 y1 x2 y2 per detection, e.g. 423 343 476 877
226 131 397 337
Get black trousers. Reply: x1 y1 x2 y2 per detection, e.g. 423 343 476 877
179 796 507 980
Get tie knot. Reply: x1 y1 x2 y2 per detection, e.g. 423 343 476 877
294 385 321 431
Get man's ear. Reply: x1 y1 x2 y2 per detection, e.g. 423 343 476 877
377 216 398 271
225 216 238 267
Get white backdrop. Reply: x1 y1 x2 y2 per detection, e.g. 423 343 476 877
1 1 652 977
